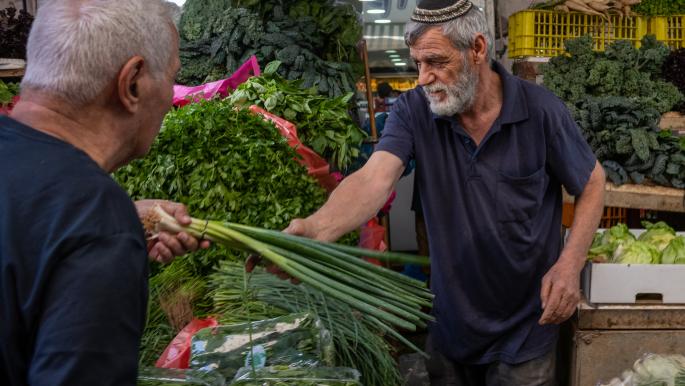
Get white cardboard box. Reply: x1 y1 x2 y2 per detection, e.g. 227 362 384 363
582 262 685 304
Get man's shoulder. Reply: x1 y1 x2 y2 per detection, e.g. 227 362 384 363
513 76 569 115
390 87 431 121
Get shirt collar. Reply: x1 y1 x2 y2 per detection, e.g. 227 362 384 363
429 61 529 125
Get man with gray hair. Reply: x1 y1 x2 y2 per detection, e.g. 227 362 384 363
0 1 204 384
283 0 606 384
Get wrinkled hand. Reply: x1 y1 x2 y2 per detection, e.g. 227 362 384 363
135 199 210 263
539 259 582 325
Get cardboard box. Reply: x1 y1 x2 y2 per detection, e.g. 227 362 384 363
582 262 685 304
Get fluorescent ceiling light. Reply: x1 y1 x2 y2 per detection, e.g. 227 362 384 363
367 9 385 14
385 50 397 53
359 0 374 2
394 62 407 66
391 58 402 62
374 19 391 23
389 54 400 58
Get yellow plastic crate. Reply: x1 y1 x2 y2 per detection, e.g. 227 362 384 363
508 10 649 58
649 16 685 50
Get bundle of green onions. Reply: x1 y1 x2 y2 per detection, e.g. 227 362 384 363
144 206 434 334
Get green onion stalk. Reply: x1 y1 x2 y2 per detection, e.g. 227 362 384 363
144 205 434 334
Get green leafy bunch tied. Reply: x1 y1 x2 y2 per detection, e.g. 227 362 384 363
115 98 327 236
543 35 683 114
229 61 366 171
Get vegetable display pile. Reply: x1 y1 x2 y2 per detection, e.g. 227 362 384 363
633 0 685 15
114 99 329 364
0 80 19 105
662 48 685 114
532 0 642 17
543 35 681 114
567 96 685 187
177 0 362 98
543 35 685 187
0 6 33 59
210 262 405 386
145 206 433 335
588 221 685 264
229 62 366 170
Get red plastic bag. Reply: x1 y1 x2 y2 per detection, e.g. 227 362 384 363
359 218 387 266
248 105 339 193
155 317 219 369
172 56 260 107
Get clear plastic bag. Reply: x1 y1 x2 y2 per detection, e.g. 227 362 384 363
137 367 225 386
598 353 685 386
231 365 362 385
189 313 333 379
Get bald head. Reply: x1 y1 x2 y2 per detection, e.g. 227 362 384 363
21 0 177 106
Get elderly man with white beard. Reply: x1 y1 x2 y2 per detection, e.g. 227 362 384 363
282 0 606 384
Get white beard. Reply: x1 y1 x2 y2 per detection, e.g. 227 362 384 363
423 59 479 117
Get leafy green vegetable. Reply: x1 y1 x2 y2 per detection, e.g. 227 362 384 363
0 6 33 59
662 236 685 264
633 0 685 16
115 99 327 233
638 221 677 252
229 61 366 170
114 99 329 365
211 262 404 386
662 48 685 114
614 241 661 264
0 80 19 105
588 223 637 263
177 1 362 98
543 35 682 114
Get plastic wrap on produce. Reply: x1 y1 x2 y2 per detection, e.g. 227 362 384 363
231 366 361 385
189 313 333 379
598 353 685 386
137 367 225 386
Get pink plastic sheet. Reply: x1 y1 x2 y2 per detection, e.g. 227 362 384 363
172 56 260 107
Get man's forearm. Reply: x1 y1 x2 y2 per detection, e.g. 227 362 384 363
307 170 395 242
560 161 606 270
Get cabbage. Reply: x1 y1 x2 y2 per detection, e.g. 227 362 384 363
615 241 661 264
638 221 676 252
589 224 637 262
662 236 685 265
602 223 636 246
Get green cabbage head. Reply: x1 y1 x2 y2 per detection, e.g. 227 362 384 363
662 236 685 264
615 241 661 264
638 221 676 252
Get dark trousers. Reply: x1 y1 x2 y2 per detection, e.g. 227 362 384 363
425 337 556 386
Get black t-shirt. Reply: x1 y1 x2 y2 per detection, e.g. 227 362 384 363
0 116 148 385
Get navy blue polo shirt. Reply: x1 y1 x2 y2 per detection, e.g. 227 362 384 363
375 62 596 364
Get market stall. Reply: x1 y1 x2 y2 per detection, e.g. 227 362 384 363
508 2 685 385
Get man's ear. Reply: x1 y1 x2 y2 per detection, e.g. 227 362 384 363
118 56 145 113
471 33 488 65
